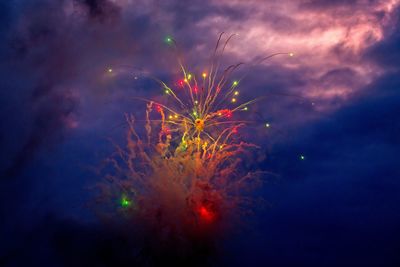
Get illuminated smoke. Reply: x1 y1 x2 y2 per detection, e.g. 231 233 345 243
97 34 292 247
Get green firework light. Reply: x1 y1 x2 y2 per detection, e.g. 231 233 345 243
120 195 131 208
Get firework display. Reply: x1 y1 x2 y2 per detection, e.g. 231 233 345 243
98 33 293 241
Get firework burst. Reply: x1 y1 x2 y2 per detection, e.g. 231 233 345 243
97 33 293 245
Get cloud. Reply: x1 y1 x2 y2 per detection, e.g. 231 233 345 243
0 0 129 178
75 0 120 22
0 0 398 189
233 67 400 266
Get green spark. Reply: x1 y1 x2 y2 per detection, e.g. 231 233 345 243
165 36 173 45
121 196 131 208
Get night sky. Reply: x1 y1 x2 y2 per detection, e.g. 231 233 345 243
1 0 400 266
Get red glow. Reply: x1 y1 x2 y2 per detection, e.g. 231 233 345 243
193 86 198 93
163 127 171 135
156 105 163 113
218 109 232 118
177 79 184 88
198 205 214 222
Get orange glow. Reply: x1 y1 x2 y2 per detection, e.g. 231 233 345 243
195 119 205 132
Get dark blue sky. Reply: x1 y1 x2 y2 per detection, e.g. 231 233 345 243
1 0 400 266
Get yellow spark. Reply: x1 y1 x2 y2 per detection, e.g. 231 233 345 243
233 81 238 86
231 98 237 103
289 52 294 57
202 142 208 149
108 68 113 73
174 114 178 118
234 91 239 96
195 119 205 132
194 100 198 104
243 107 248 111
169 115 173 119
187 74 192 80
202 72 207 78
184 78 188 83
218 112 222 116
165 89 170 94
